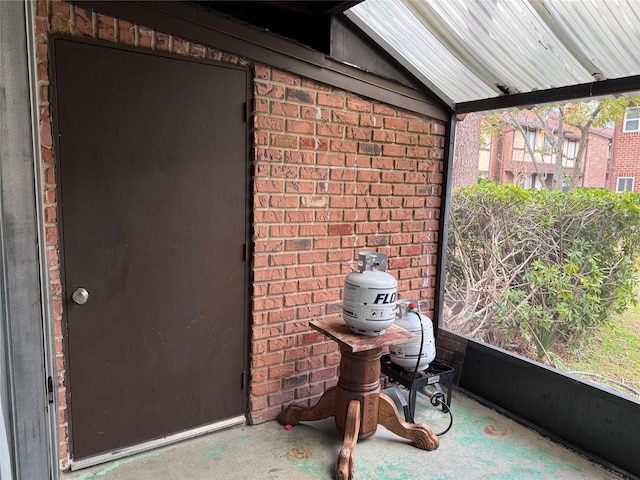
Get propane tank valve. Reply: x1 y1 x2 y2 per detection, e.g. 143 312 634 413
342 252 398 336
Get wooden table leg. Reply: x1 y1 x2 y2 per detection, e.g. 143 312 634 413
377 393 439 451
278 386 336 426
336 400 360 480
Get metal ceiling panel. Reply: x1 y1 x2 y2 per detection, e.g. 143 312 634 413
346 0 640 110
539 0 640 80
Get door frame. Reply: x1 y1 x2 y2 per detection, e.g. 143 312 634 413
49 35 253 468
1 1 59 479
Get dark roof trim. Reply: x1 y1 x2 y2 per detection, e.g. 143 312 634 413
456 75 640 114
73 1 449 121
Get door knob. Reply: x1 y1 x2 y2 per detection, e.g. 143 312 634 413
72 288 89 305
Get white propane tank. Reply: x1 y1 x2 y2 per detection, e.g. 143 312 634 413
343 252 398 336
389 300 436 371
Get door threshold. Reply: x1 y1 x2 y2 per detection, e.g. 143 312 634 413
69 415 246 471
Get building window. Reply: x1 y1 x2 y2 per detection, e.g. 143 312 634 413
480 133 491 149
616 177 634 192
623 107 640 132
526 130 536 150
566 140 577 159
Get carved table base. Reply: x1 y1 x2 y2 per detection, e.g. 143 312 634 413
278 320 439 480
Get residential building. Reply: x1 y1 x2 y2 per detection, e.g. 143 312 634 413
455 110 613 190
609 106 640 193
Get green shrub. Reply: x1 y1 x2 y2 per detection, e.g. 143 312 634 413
445 182 640 363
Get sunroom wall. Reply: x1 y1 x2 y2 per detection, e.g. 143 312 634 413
33 0 446 468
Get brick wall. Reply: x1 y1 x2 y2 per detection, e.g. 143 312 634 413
34 0 446 468
250 67 446 423
581 131 610 188
610 122 640 192
435 329 468 383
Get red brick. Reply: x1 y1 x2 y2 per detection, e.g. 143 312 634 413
253 296 282 311
252 352 284 367
269 196 299 208
294 250 325 264
285 211 314 222
395 132 419 145
284 151 316 164
97 14 114 41
254 240 284 253
310 367 338 383
299 224 328 236
330 140 357 153
298 278 326 291
382 144 405 157
301 137 328 151
253 268 284 282
271 101 299 117
255 116 284 130
296 356 325 371
331 110 359 125
347 97 372 112
271 134 298 148
356 170 381 182
373 104 395 115
300 332 324 345
407 147 428 158
286 265 311 280
268 390 295 407
286 120 314 134
255 210 284 223
268 309 296 323
268 336 296 351
286 88 315 103
328 224 354 235
301 106 330 121
252 379 281 396
370 184 392 196
254 180 284 193
284 239 312 251
372 130 395 142
313 289 339 302
317 153 345 166
408 121 430 133
317 124 345 137
269 225 298 237
272 70 300 85
419 135 441 147
318 93 345 108
346 127 370 140
395 159 418 171
297 304 326 319
256 82 285 99
268 281 298 295
360 115 382 128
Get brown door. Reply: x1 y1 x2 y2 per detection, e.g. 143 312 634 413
53 39 249 460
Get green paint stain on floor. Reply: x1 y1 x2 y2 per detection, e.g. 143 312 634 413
201 442 229 460
440 402 584 478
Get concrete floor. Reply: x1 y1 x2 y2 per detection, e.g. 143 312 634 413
62 389 624 480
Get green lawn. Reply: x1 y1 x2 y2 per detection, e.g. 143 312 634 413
565 303 640 398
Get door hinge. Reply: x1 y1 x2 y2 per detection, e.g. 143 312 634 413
242 243 247 261
241 371 246 389
243 102 248 123
47 376 54 404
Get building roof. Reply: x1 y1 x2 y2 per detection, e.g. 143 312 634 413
345 0 640 113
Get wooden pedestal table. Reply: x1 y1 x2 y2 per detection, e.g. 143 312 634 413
278 318 439 480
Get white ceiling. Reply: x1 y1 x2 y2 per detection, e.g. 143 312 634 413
346 0 640 111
